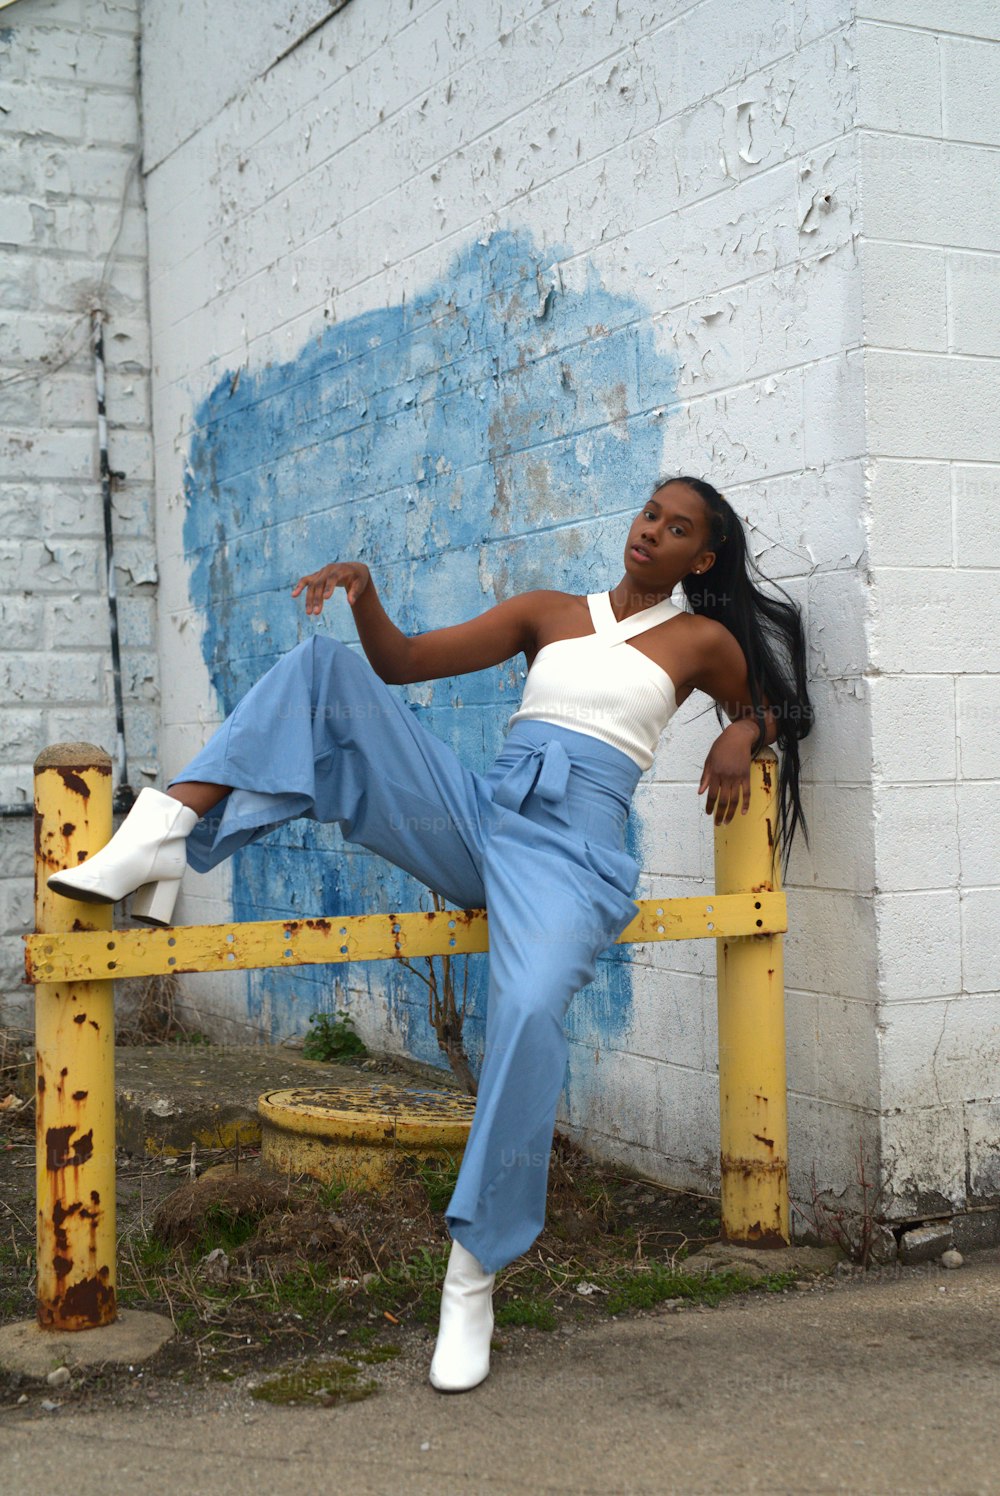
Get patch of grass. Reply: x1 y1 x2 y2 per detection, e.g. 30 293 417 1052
410 1290 442 1328
302 1010 367 1062
190 1204 259 1258
576 1176 614 1211
315 1178 349 1209
382 1245 448 1292
366 1244 449 1324
348 1323 378 1346
755 1271 800 1294
0 1283 30 1319
600 1263 800 1315
412 1151 461 1213
261 1266 341 1323
354 1344 401 1364
250 1357 378 1407
133 1235 172 1274
494 1296 558 1331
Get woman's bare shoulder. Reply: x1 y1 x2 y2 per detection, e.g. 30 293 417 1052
511 587 586 614
509 588 589 633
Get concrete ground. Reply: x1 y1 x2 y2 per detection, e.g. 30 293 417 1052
3 1247 999 1496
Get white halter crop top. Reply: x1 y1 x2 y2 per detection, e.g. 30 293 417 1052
506 591 685 770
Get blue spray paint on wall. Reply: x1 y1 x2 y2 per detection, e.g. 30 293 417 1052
183 228 679 1088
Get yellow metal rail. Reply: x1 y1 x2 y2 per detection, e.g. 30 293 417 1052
26 740 791 1333
24 892 786 983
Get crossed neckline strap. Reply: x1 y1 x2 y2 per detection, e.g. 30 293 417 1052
587 590 682 643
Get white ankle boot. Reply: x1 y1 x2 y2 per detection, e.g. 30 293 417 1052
429 1238 496 1393
47 787 200 927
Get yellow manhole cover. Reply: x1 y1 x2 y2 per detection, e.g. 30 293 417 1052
258 1083 478 1192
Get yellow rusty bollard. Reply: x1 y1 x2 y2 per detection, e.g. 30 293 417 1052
33 744 117 1328
713 748 790 1247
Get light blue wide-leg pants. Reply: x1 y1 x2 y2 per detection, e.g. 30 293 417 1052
172 636 642 1273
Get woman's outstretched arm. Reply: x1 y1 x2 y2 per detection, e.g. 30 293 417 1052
291 561 545 684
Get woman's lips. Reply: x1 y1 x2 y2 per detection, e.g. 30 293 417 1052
630 545 652 562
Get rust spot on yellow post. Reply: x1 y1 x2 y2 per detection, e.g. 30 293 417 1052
56 768 91 798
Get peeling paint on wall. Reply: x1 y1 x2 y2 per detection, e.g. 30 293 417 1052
182 227 679 1084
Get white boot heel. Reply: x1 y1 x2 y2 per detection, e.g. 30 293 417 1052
429 1238 496 1393
131 877 182 928
47 788 199 912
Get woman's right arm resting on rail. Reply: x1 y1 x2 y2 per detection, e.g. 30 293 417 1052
291 561 543 683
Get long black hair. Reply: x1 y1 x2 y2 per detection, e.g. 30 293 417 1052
657 474 813 878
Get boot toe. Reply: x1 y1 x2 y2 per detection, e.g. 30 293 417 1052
428 1341 492 1392
46 872 113 904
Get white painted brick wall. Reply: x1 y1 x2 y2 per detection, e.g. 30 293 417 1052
131 0 996 1223
138 0 879 1215
0 0 157 1026
858 0 1000 1215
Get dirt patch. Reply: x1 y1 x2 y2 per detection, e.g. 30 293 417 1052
152 1172 303 1249
0 1049 809 1419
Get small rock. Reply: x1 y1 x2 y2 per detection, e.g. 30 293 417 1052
866 1223 899 1266
793 1280 814 1291
40 1400 60 1413
899 1221 954 1266
420 1442 431 1452
46 1367 70 1388
16 1393 27 1405
575 1280 604 1296
197 1247 230 1283
941 1249 963 1270
835 1260 855 1277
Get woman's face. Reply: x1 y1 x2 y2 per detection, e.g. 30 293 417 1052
623 482 716 589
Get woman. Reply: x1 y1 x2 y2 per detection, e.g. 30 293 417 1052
48 474 813 1393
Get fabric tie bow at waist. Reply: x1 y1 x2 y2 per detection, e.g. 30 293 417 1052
491 739 573 826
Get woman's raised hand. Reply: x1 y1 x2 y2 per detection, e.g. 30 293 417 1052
291 562 370 616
